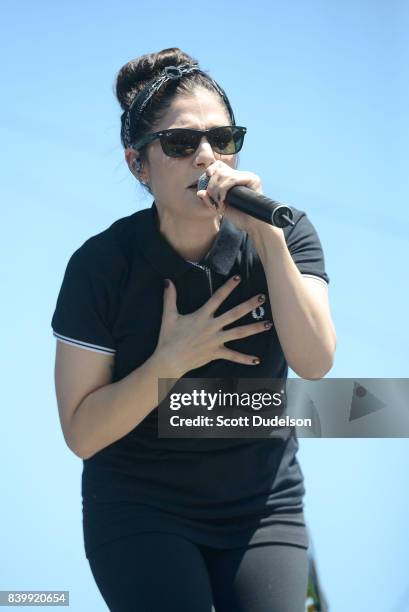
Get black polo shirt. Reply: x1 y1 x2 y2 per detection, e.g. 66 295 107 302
51 201 330 558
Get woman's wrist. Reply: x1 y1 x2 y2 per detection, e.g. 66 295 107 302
151 346 186 381
246 222 287 259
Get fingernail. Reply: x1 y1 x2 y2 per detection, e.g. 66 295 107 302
233 275 241 282
264 321 273 329
252 358 261 365
258 294 265 303
163 279 170 288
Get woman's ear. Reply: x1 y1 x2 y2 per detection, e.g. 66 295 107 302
125 149 137 174
125 149 151 189
133 158 143 173
134 160 151 190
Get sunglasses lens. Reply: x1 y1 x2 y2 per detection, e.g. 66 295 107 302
209 127 236 155
160 127 246 157
162 131 199 157
210 127 243 154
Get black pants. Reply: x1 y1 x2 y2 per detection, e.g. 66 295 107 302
87 532 309 612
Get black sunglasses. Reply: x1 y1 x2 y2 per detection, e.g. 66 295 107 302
130 125 247 158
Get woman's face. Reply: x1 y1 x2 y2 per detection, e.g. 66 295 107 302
127 88 237 221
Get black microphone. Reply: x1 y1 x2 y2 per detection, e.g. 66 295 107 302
197 173 295 228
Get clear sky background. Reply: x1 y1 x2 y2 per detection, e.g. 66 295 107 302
1 1 408 610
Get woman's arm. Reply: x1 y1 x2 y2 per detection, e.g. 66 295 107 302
247 224 337 379
55 341 178 460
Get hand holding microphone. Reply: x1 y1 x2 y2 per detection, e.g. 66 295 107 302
197 167 295 228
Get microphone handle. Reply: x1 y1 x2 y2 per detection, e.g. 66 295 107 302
226 185 295 228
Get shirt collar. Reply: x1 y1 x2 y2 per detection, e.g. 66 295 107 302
134 201 244 279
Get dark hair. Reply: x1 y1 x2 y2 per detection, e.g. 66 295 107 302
114 47 238 193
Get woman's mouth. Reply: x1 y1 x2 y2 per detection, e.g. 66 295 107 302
187 179 200 190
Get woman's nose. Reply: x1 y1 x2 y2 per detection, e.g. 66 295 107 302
193 136 216 165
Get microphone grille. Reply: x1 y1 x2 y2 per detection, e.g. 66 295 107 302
198 173 210 191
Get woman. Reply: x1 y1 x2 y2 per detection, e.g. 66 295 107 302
52 47 336 612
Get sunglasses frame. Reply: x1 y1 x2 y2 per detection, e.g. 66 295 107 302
130 125 247 157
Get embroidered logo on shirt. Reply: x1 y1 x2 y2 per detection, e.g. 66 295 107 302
251 306 265 320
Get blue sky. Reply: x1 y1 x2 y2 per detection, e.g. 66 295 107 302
2 1 408 610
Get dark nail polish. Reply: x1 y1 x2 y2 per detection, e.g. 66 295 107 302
233 275 241 282
252 358 260 364
258 294 265 303
163 279 170 288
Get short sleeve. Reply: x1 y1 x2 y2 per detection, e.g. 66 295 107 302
51 240 118 355
285 210 330 286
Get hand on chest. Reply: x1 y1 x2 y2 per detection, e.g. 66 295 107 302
112 264 275 378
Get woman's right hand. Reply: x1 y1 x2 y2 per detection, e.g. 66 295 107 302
154 275 273 378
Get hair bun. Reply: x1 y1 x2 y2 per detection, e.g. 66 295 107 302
115 47 199 111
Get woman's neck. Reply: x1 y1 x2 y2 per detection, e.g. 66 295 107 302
155 206 221 262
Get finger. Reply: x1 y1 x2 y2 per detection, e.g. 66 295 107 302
216 347 261 366
162 278 178 319
221 320 273 343
197 189 219 210
215 178 235 207
216 293 267 327
202 274 242 316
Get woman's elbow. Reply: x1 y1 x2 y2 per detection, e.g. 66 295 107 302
63 430 90 460
292 350 335 380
